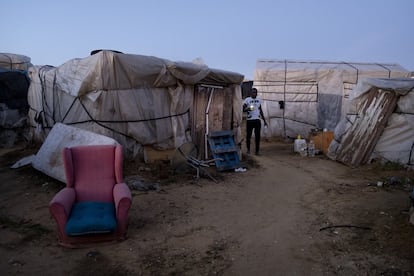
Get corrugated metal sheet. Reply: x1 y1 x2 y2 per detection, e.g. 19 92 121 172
335 88 399 167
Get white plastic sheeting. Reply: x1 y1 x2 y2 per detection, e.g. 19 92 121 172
328 78 414 168
32 123 119 183
27 51 244 159
0 53 32 71
253 60 410 139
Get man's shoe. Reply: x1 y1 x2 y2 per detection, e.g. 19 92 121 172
255 151 260 156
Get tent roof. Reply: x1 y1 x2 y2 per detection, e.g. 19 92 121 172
254 59 409 82
0 53 32 71
348 77 414 115
352 77 414 97
34 51 244 97
255 59 408 73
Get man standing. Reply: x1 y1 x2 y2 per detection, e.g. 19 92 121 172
243 88 267 155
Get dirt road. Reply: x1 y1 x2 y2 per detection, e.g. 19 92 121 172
0 140 413 275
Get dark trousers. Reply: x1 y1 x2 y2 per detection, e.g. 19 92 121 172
246 119 261 153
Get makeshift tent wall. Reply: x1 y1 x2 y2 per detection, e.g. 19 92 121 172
328 78 414 168
27 51 244 160
0 53 32 71
0 53 32 147
253 60 410 139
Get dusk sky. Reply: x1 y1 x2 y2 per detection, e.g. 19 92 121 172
2 0 413 79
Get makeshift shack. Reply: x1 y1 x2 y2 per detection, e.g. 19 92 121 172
0 53 32 147
27 51 244 161
253 60 410 139
328 77 414 168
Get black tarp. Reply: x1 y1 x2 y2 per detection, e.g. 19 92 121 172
0 69 30 112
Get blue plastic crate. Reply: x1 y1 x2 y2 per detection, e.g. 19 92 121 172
208 130 240 171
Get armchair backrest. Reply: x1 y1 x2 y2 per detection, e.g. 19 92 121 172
62 144 123 203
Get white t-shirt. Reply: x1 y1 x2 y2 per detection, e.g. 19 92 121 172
244 97 262 120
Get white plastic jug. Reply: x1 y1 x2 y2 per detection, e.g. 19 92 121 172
294 138 307 153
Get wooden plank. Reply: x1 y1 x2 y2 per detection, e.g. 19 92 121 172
190 86 236 159
221 88 233 130
191 86 208 159
336 88 399 167
210 89 224 132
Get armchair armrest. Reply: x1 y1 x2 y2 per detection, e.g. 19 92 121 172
113 183 132 237
113 183 132 219
49 187 76 222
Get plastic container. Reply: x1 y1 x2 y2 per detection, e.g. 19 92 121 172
299 142 308 157
308 140 315 157
294 138 307 153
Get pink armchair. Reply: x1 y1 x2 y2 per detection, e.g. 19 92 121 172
49 144 132 247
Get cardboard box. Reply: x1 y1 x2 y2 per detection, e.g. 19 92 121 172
310 131 334 155
144 146 175 163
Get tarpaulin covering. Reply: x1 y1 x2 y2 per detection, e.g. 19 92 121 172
0 53 32 71
253 60 410 139
0 53 32 147
28 51 244 159
328 77 414 168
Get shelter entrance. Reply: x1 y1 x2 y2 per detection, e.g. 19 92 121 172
191 84 234 159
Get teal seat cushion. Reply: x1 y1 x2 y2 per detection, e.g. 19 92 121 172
65 202 117 236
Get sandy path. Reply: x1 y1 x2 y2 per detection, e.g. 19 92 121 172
1 141 413 275
214 152 319 275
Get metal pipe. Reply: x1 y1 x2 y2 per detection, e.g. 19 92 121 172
205 87 215 159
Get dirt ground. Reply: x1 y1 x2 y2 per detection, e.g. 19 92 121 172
0 139 414 276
